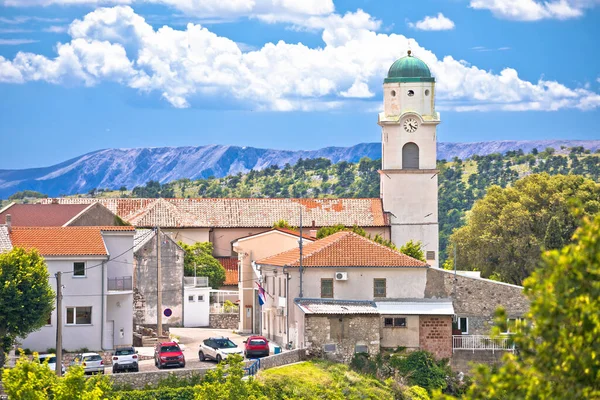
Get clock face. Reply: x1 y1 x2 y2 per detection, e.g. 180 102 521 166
403 117 419 133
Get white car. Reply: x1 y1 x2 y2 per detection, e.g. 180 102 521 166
198 337 243 363
38 354 65 374
71 352 105 374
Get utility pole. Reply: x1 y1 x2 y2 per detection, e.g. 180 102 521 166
299 208 303 298
55 271 63 377
156 227 163 337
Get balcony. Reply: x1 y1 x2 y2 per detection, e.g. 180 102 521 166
107 276 133 292
452 335 515 353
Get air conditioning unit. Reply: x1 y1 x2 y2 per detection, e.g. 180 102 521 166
276 307 285 316
335 272 348 281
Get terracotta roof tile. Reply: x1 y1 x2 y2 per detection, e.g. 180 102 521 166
42 198 388 228
0 204 90 227
257 231 428 268
0 225 12 253
216 256 238 285
10 227 111 256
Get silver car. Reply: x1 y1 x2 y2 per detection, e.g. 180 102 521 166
71 352 105 374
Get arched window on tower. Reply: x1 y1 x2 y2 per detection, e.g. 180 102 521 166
402 143 419 169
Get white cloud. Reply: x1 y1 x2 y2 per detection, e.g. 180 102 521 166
408 13 455 31
0 16 67 24
471 45 511 52
470 0 599 21
43 25 68 33
0 39 39 45
0 6 598 113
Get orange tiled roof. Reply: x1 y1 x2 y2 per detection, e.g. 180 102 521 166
216 256 238 285
0 203 90 226
256 231 428 268
9 226 113 256
41 198 388 228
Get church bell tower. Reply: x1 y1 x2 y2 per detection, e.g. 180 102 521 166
379 50 440 267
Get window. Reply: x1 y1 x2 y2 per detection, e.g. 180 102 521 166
426 251 436 261
188 295 195 302
279 278 282 297
504 318 523 334
355 344 368 353
323 343 336 353
66 307 92 325
457 317 468 334
321 278 334 298
374 279 386 298
424 89 430 96
384 317 406 328
407 89 414 97
391 90 396 97
198 295 204 302
73 262 86 277
402 143 419 169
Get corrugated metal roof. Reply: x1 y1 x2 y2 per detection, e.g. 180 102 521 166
295 299 378 315
376 300 454 315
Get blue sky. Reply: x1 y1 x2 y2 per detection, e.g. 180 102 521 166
1 0 599 169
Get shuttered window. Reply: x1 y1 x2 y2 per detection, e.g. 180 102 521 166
402 143 419 169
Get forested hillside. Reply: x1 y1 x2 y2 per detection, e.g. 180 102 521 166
29 146 599 264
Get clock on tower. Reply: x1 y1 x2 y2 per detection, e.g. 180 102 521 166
378 50 440 267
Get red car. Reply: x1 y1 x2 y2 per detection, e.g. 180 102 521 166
154 341 185 369
243 336 270 358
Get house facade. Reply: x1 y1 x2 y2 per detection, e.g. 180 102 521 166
9 226 135 352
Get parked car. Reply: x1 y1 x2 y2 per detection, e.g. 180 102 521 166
71 352 105 374
112 346 139 373
243 336 270 358
38 353 65 374
154 341 185 369
198 337 243 363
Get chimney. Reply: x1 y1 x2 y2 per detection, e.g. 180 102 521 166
309 229 318 238
6 214 11 233
52 198 59 204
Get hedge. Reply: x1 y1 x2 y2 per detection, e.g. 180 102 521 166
114 386 196 400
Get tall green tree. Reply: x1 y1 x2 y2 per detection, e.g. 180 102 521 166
178 242 226 288
399 240 426 262
463 214 600 399
0 248 54 368
543 216 564 250
450 173 600 284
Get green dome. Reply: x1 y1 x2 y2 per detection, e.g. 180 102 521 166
384 51 435 83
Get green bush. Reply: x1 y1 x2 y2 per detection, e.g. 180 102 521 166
390 351 449 393
155 372 203 389
113 387 196 400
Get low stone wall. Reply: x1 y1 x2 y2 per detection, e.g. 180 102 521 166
258 349 307 370
450 350 511 373
209 313 239 329
109 368 210 388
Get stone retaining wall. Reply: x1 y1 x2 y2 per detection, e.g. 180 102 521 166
209 313 239 329
450 349 511 373
258 349 307 370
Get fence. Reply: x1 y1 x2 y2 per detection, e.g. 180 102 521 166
244 359 260 376
452 335 515 353
108 276 132 291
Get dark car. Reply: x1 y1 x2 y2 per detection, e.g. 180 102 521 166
112 346 139 373
154 341 185 369
243 336 270 358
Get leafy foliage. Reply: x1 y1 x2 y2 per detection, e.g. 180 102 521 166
0 248 54 368
116 387 197 400
390 351 448 393
449 173 600 284
462 214 600 399
399 240 426 262
132 180 175 198
8 190 48 201
177 241 226 287
272 220 293 229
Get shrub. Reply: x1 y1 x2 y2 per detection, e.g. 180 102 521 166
390 351 449 393
113 387 196 400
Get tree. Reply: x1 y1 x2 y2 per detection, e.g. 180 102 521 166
399 240 426 262
450 173 600 284
463 214 600 399
543 216 564 250
178 241 226 288
0 249 54 368
272 220 293 229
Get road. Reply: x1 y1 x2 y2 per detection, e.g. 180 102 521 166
107 327 248 374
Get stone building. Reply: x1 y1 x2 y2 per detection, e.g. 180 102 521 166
133 229 185 328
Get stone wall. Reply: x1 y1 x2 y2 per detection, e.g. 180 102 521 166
109 368 209 388
304 315 380 363
450 350 511 373
209 313 239 329
419 316 452 359
68 203 121 226
255 348 307 370
425 269 529 335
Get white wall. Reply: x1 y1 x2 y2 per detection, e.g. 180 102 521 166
383 82 435 118
183 287 211 327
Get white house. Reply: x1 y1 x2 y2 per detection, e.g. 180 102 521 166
9 225 135 352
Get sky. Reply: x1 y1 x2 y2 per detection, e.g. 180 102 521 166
0 0 599 169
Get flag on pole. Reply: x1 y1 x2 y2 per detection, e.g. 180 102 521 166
256 282 266 306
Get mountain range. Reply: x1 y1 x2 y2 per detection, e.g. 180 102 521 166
1 139 599 198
